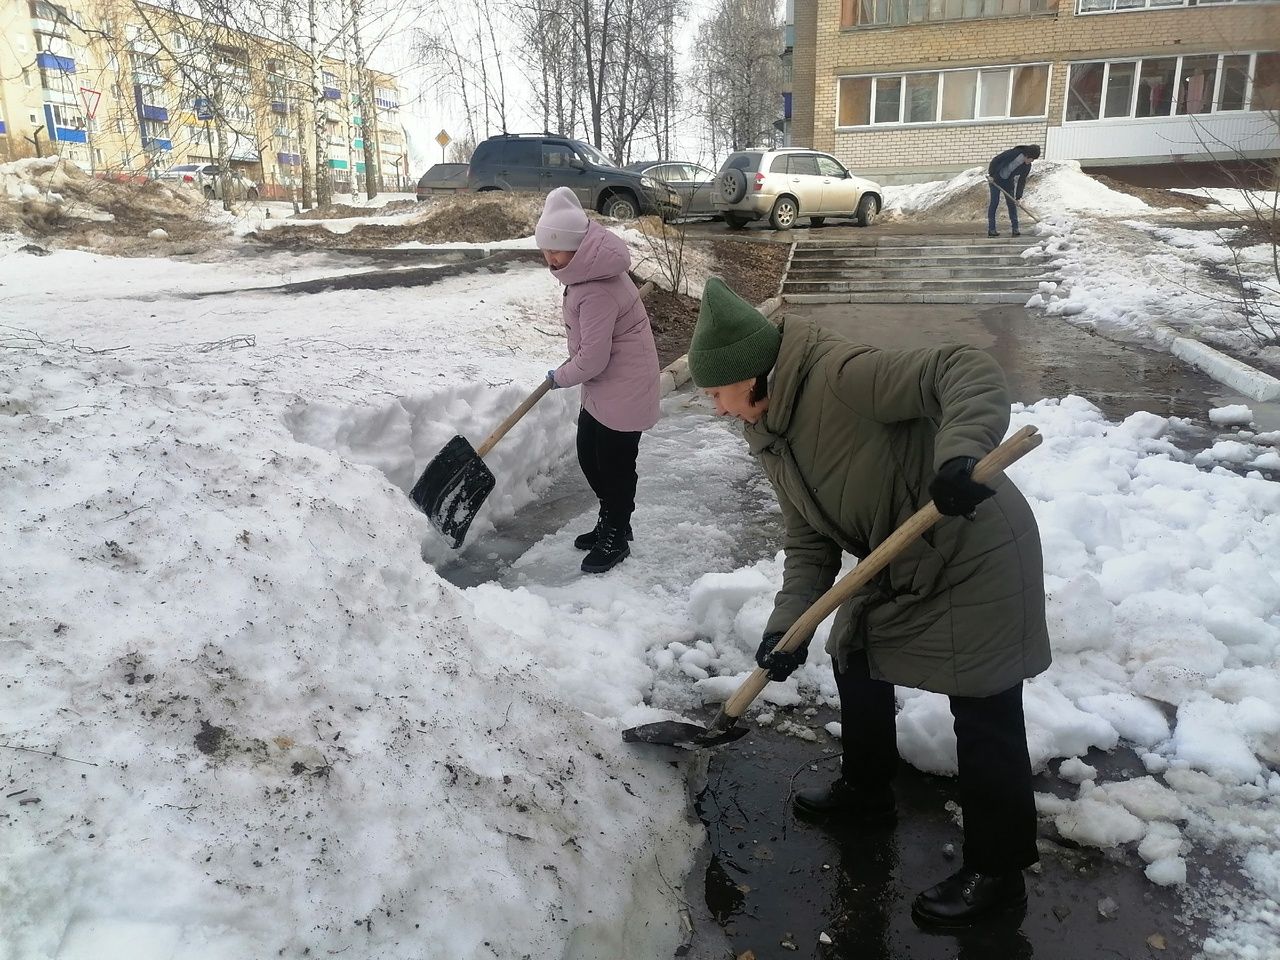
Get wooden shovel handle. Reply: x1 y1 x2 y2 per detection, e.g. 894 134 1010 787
473 281 657 459
987 175 1042 224
720 424 1042 721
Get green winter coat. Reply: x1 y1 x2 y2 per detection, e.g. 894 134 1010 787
745 317 1051 698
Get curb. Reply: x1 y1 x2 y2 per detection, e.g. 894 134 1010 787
1153 324 1280 402
658 296 785 398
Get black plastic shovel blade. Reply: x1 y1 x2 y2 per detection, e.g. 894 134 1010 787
621 720 749 750
410 435 496 549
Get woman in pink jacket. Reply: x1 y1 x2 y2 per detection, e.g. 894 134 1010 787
537 186 661 574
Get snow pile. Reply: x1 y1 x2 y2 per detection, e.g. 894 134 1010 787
0 158 202 237
1172 187 1280 216
883 160 1154 222
1024 218 1280 356
0 251 700 958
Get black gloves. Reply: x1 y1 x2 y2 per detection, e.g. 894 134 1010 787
928 456 996 518
755 632 808 681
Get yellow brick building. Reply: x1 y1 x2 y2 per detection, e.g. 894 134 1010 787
791 0 1280 182
0 0 409 198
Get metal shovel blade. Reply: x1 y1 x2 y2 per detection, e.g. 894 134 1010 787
409 435 496 549
622 719 749 750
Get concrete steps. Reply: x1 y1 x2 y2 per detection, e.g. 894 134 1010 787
781 235 1061 305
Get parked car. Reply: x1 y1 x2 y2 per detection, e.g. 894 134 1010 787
623 160 718 217
416 163 469 199
157 163 259 201
466 134 682 221
713 148 881 230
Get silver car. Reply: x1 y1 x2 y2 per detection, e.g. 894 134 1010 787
714 148 881 231
624 160 719 217
157 163 260 201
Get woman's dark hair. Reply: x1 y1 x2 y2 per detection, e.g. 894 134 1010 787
749 373 769 405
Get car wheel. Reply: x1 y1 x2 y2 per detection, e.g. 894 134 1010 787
855 194 878 227
247 187 259 202
723 213 749 230
769 196 798 231
719 168 748 204
809 217 825 227
604 193 638 220
203 186 215 200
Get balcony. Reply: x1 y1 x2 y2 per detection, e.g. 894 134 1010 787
141 136 172 152
132 69 164 87
42 87 78 105
36 51 75 74
31 18 68 38
323 86 341 100
374 97 398 110
277 151 300 166
270 100 288 114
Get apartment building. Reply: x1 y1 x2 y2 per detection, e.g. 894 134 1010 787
0 0 409 197
791 0 1280 183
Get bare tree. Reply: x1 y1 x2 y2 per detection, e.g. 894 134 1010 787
692 0 783 154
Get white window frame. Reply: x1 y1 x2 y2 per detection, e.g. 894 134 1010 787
1062 51 1275 123
837 62 1052 129
1077 0 1279 14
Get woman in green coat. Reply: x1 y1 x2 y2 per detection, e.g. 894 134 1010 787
688 278 1051 929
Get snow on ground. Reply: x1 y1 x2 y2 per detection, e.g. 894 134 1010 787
4 238 1280 957
1173 187 1280 216
1021 217 1280 361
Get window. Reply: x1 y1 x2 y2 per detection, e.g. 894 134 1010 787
844 0 1055 25
1254 52 1280 110
501 140 540 166
785 154 820 176
816 156 847 177
905 73 938 122
1065 52 1279 121
873 76 902 123
941 70 977 120
838 76 871 125
1104 62 1137 117
543 142 576 167
1219 55 1250 111
1066 62 1104 120
838 64 1047 127
978 69 1010 117
1137 58 1176 117
1010 65 1049 116
1176 56 1218 115
1078 0 1278 12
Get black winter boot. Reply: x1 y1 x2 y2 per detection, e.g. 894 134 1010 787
574 516 634 551
581 518 630 573
911 866 1027 928
792 778 896 827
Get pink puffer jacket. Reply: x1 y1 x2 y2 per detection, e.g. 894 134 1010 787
550 221 660 433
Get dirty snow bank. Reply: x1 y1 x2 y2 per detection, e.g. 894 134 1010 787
0 249 699 959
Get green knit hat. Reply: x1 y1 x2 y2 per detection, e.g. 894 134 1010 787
688 278 782 388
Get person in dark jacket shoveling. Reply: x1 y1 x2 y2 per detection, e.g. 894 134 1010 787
537 187 661 574
687 277 1052 929
987 144 1040 237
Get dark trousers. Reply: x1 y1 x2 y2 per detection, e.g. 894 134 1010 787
835 651 1039 873
576 408 641 523
987 180 1019 234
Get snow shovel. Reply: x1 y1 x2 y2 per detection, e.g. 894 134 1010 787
411 379 556 548
987 175 1042 225
622 424 1043 750
412 282 657 548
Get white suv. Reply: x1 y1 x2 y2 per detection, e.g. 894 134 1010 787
714 148 882 231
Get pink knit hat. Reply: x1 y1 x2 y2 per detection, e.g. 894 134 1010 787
535 186 589 251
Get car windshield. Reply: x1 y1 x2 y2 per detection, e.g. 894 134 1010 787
573 141 613 167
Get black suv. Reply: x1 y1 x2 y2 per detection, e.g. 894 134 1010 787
466 134 682 220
